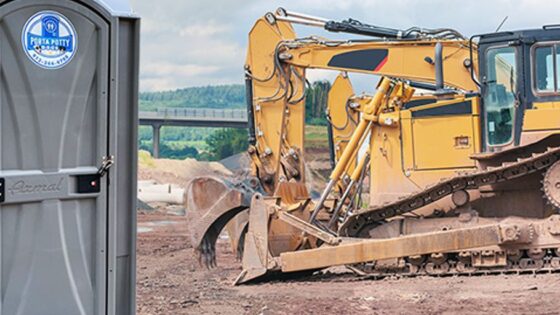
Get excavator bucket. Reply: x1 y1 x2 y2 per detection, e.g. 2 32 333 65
225 209 249 260
185 176 254 267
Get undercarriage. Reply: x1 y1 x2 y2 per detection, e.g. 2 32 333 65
351 214 560 278
332 143 560 279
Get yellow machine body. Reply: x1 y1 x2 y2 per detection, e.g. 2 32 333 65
189 8 560 284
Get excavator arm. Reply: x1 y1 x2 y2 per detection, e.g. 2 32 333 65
279 39 477 90
246 8 479 195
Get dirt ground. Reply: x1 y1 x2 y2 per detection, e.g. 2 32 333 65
136 151 560 314
136 209 560 315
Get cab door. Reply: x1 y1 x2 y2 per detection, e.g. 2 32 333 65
479 44 522 152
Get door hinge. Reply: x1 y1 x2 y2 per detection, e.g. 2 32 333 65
0 178 4 203
97 155 115 177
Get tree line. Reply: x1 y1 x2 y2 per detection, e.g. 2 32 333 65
140 85 246 111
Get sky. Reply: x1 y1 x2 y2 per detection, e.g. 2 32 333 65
129 0 560 92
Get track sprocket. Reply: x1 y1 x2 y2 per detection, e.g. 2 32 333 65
544 160 560 209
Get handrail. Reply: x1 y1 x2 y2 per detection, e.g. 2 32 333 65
140 108 248 121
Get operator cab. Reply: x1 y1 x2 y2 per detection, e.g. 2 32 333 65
478 26 560 152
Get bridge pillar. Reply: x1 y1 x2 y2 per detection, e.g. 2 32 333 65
152 124 162 159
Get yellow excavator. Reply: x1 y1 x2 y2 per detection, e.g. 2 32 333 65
187 8 560 284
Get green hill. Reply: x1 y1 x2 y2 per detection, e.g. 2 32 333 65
140 85 246 111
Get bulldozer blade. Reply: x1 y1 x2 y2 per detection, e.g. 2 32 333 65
186 176 254 268
234 194 277 285
279 223 531 272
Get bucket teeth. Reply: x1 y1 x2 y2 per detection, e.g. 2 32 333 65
198 237 217 269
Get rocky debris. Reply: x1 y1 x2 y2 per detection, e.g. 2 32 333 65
137 199 154 212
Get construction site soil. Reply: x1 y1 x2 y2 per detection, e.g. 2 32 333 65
136 151 560 314
136 209 560 315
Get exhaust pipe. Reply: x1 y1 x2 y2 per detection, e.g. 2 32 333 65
435 42 444 91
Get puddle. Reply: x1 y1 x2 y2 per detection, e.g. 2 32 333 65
150 220 178 226
138 220 179 234
168 207 186 216
137 226 154 233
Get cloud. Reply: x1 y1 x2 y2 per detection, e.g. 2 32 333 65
142 63 221 78
179 22 229 37
130 0 560 91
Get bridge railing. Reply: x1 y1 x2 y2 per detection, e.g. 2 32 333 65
146 108 248 120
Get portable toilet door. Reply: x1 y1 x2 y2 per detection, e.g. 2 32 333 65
0 0 139 314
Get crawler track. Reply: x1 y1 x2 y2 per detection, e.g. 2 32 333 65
340 146 560 237
347 247 560 281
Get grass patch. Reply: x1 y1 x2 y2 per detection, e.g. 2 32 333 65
305 125 329 149
138 150 156 168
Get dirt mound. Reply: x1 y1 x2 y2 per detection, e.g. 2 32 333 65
138 150 234 187
220 153 251 173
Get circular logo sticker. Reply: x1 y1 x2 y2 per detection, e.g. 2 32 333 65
22 11 77 70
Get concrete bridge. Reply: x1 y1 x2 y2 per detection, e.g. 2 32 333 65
139 108 248 158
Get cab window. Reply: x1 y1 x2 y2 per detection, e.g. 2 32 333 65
533 43 560 93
